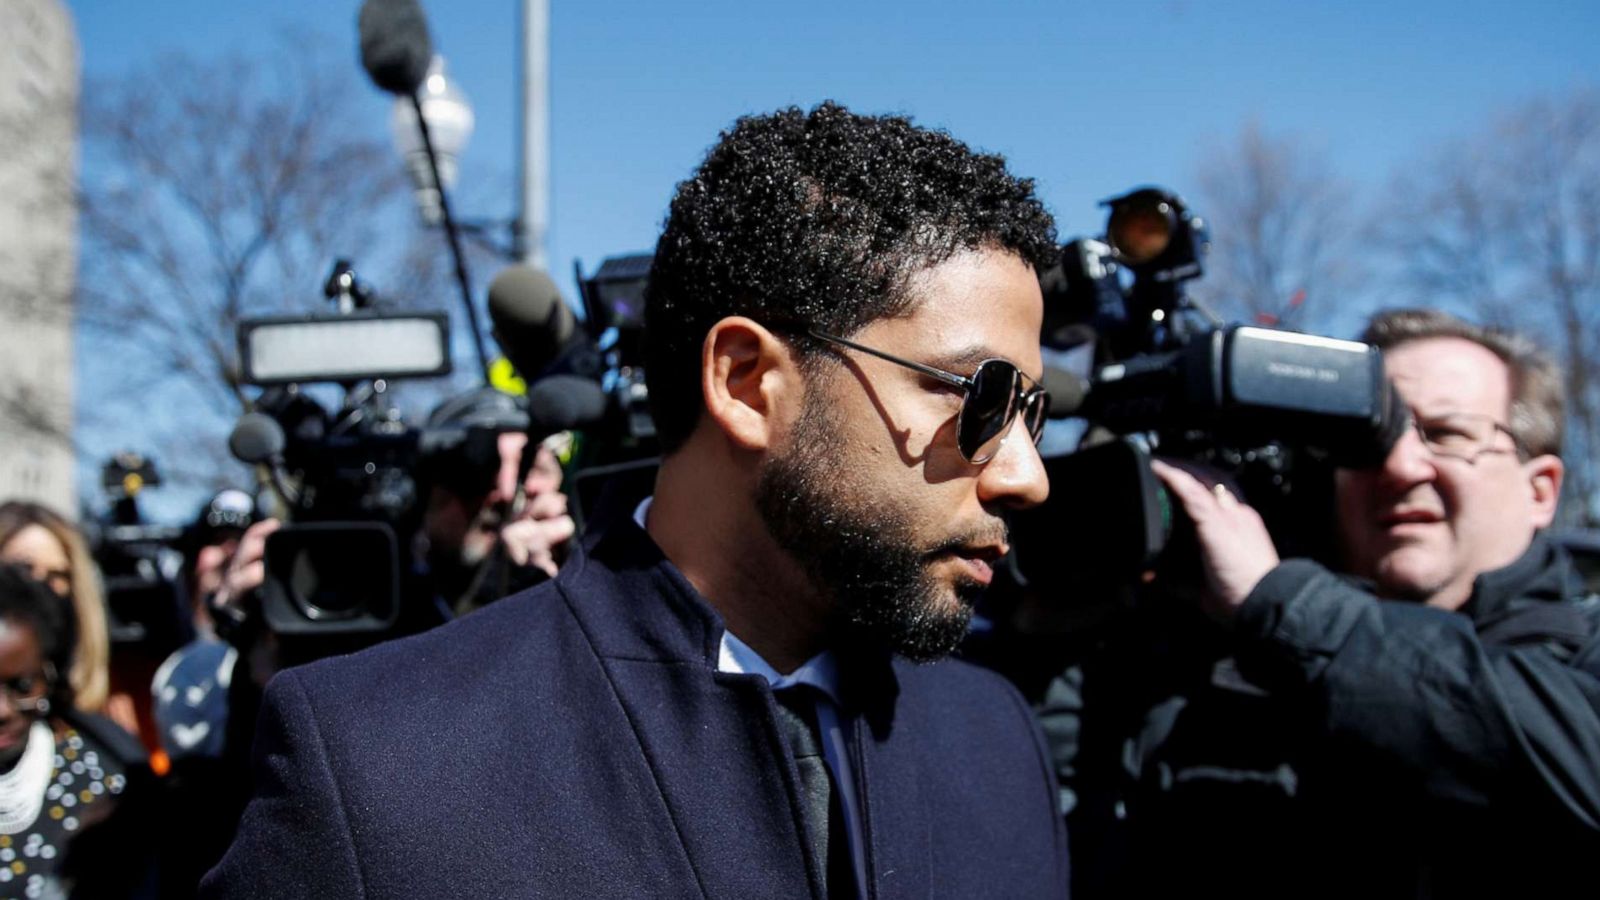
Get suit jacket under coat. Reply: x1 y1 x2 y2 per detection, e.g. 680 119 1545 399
200 508 1069 899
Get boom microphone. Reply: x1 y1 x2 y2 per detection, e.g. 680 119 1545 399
487 265 582 380
358 0 435 96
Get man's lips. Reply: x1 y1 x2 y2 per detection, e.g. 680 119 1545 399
1379 507 1445 527
944 544 1006 586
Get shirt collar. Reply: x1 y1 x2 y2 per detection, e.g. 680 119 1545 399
633 496 843 704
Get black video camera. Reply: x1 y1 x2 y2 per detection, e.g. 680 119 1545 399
228 261 521 640
546 253 663 528
1011 188 1406 592
568 253 659 461
87 453 191 656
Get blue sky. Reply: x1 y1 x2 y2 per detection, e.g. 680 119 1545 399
61 0 1599 519
66 0 1600 278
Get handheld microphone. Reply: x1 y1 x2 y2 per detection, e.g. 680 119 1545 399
526 375 608 445
358 0 435 96
506 375 609 515
228 413 284 465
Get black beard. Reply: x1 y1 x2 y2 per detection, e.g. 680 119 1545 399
754 395 986 663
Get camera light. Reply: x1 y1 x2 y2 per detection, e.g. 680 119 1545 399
240 313 452 385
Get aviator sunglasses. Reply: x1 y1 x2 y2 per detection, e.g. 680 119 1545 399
807 330 1050 464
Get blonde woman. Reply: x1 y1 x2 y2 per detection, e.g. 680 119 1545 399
0 502 131 731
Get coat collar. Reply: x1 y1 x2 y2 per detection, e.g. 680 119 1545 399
551 493 921 897
1462 532 1595 652
559 491 901 722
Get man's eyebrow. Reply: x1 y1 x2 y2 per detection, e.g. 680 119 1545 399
925 345 1039 380
923 345 993 370
1411 406 1471 420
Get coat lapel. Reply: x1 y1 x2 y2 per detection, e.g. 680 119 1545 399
559 512 824 899
846 658 930 900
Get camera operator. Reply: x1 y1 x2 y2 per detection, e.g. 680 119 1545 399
211 424 574 688
147 408 573 895
150 489 255 764
414 396 576 616
1038 308 1598 898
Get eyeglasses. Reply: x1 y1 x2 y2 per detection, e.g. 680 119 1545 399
1410 411 1528 463
806 330 1050 464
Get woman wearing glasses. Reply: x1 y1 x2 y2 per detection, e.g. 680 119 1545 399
0 564 155 897
0 503 133 736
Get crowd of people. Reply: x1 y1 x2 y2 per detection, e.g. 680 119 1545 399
2 101 1597 898
0 393 579 896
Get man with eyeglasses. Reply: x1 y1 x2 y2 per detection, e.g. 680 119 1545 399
1144 308 1600 897
203 102 1069 899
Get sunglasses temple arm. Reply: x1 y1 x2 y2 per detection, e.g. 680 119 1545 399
809 331 972 391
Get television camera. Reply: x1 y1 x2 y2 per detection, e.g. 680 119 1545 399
226 260 525 641
1010 187 1407 593
86 453 190 655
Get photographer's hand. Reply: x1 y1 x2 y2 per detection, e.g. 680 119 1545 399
494 434 575 579
501 490 576 578
211 517 281 613
1150 459 1279 620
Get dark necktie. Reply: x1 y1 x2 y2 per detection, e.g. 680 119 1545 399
774 685 860 900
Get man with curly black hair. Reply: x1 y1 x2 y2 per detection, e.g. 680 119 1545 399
205 102 1070 899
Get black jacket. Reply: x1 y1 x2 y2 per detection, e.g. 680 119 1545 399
985 533 1600 899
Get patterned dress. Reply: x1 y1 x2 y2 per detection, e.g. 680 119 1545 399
0 721 132 900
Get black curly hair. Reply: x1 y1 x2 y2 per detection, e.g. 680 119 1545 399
0 564 76 708
643 101 1059 454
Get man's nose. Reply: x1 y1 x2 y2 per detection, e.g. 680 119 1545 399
976 426 1049 510
1379 423 1438 487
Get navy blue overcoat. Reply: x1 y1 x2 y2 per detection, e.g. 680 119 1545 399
201 510 1070 899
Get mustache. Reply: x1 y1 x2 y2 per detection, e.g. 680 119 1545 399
924 518 1010 557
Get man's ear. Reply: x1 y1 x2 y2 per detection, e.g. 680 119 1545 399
700 316 798 452
1526 454 1564 529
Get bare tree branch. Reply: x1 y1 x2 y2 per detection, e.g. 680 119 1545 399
1380 87 1600 526
74 35 451 489
1190 121 1362 332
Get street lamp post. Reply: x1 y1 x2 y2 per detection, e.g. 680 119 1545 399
389 54 492 381
391 56 475 226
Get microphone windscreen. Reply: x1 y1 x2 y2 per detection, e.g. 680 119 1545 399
1041 365 1089 419
229 413 287 464
488 265 577 379
358 0 435 96
527 376 608 436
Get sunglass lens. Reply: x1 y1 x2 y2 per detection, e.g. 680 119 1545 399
959 360 1020 462
1023 392 1049 443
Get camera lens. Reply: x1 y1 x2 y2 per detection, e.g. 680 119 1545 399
1107 197 1175 265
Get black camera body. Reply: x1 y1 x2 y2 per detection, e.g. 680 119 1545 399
569 252 660 462
88 453 191 655
247 387 415 636
1079 324 1399 467
241 382 531 638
